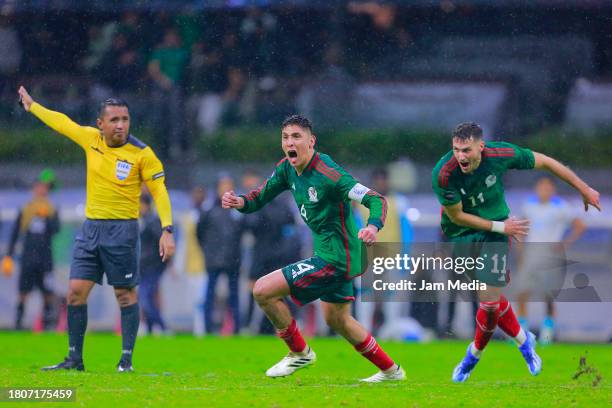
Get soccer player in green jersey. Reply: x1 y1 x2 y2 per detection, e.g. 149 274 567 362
222 115 405 383
432 122 601 383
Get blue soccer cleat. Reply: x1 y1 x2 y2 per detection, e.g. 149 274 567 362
452 343 480 383
518 331 542 376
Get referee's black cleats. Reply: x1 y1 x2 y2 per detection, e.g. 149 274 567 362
117 360 134 373
41 357 85 372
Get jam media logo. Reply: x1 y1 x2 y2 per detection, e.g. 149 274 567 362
116 160 132 181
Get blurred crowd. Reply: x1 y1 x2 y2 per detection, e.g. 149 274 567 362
2 4 611 157
2 6 423 158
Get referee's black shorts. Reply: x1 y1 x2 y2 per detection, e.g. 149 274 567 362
70 219 140 288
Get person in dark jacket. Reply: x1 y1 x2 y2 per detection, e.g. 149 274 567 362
3 178 60 330
241 169 301 333
197 174 244 334
138 193 168 334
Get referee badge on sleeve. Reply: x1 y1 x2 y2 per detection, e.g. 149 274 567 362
116 160 132 181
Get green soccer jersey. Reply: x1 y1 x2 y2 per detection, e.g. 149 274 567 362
239 151 387 279
432 141 535 239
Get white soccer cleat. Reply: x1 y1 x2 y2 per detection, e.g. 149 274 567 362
360 365 406 383
265 347 316 378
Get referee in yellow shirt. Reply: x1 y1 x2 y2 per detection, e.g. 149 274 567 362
18 86 175 372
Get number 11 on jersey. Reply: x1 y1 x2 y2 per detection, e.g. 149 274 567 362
468 192 484 207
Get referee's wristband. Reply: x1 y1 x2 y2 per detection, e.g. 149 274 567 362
490 221 505 234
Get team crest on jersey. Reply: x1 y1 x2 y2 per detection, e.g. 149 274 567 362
116 160 132 181
485 174 497 188
308 186 318 202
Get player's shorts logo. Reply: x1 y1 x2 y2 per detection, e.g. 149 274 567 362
116 160 132 181
485 174 497 188
308 187 318 203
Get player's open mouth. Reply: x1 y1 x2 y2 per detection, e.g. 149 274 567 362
459 161 470 170
287 150 298 158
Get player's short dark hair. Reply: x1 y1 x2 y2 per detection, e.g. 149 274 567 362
282 114 313 132
98 97 129 118
452 122 483 141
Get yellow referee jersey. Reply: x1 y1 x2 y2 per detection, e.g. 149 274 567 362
29 102 173 227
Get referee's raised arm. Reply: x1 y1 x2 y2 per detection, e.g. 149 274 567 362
18 85 94 149
17 86 33 111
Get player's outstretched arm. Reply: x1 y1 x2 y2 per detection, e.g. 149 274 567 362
222 190 245 210
533 152 601 212
444 201 530 241
17 86 91 148
232 165 288 213
355 188 387 246
334 166 387 246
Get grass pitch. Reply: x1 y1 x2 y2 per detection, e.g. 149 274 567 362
0 332 610 407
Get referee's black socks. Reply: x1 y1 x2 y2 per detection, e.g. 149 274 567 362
67 304 88 361
120 303 140 364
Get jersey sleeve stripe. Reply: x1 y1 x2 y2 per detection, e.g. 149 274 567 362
306 153 320 171
438 157 458 188
484 148 515 157
366 190 387 224
314 156 341 179
382 195 387 223
245 179 268 202
339 203 351 278
315 160 341 179
314 162 341 182
439 158 458 183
